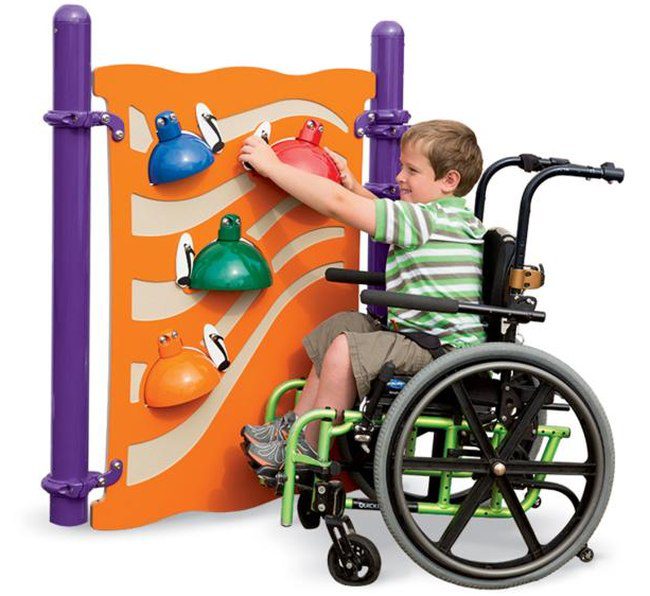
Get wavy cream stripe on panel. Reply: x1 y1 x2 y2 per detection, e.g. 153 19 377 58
132 280 207 321
131 174 255 237
128 107 153 153
246 197 300 241
125 262 343 485
218 100 348 142
214 290 261 337
129 363 147 403
271 227 345 272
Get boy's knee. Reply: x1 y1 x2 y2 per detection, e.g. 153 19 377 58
328 333 350 359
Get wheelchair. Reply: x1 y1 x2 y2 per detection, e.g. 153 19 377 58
244 154 624 588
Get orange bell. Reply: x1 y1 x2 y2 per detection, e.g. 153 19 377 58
144 330 220 408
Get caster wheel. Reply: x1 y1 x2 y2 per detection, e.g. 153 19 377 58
578 546 594 563
327 533 381 586
297 492 320 530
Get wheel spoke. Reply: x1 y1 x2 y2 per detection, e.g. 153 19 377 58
402 457 489 474
506 460 596 476
452 381 496 459
499 383 554 460
495 477 543 557
437 476 494 552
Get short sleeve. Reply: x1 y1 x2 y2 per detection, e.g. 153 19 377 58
371 198 436 247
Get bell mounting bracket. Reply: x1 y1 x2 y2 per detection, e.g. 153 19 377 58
354 109 411 140
364 182 401 200
43 110 125 142
41 459 123 500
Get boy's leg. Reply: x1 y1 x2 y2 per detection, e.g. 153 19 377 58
294 365 320 416
303 334 356 447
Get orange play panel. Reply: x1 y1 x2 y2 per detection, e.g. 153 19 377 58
90 65 374 529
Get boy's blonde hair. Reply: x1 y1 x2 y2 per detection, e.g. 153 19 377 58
401 120 483 197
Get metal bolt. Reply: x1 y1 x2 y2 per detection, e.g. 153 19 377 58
492 462 507 477
171 330 179 339
101 113 110 124
345 562 353 569
115 130 125 141
356 127 365 136
159 335 169 344
307 120 315 128
156 117 165 127
317 503 326 512
98 477 105 485
317 485 326 495
113 461 122 469
501 415 508 423
368 112 376 121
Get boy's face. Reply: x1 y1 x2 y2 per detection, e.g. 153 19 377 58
396 142 458 202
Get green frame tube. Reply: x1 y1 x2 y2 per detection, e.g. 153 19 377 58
270 379 572 527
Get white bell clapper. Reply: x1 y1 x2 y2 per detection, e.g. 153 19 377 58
176 232 195 288
196 102 225 153
243 121 271 172
203 324 230 371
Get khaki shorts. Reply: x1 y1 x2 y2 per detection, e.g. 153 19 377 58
303 311 440 398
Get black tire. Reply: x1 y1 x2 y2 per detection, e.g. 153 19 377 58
297 491 320 530
327 533 381 586
374 343 614 589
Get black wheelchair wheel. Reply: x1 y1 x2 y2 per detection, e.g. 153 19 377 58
327 533 381 586
374 344 614 589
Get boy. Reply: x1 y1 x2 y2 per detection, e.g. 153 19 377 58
239 120 486 469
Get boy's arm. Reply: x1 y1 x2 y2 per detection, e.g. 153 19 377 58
269 162 376 234
239 136 376 235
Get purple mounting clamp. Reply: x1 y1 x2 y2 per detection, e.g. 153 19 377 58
43 110 125 142
354 108 411 139
365 182 400 200
41 459 123 500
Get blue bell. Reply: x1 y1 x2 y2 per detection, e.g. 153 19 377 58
148 110 214 185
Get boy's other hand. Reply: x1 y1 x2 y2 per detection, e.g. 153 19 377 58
324 148 359 191
239 136 281 177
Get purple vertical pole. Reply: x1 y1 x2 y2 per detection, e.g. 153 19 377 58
367 22 405 316
48 4 92 526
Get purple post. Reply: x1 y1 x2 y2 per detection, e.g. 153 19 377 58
367 22 406 315
47 4 92 526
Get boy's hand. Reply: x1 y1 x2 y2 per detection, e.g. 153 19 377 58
239 136 281 177
324 148 360 192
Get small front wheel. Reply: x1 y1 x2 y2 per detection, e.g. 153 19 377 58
327 534 381 586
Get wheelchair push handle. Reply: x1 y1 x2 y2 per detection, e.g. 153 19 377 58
475 154 571 220
514 160 624 268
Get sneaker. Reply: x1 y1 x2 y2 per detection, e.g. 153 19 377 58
247 434 319 470
241 411 296 446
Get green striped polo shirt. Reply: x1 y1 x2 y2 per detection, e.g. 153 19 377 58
372 196 487 348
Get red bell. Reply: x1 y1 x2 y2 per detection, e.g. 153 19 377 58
272 119 341 183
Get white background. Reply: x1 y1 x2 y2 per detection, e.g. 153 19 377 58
2 0 648 594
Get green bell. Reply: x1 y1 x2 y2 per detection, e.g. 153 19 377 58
189 214 272 291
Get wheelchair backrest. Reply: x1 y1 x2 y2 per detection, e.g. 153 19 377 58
482 227 516 341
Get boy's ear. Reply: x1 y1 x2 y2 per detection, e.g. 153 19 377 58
440 169 461 194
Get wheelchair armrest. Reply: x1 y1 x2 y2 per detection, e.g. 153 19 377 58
325 267 385 286
360 290 546 323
